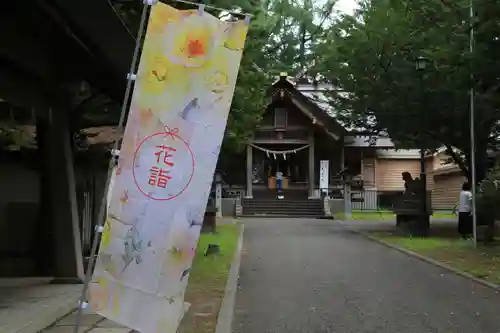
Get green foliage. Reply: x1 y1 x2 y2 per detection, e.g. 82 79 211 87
476 166 500 222
316 0 500 183
0 125 34 151
100 0 335 153
220 0 336 152
0 125 16 149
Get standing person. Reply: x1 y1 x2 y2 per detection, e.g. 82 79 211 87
458 182 473 239
276 170 283 192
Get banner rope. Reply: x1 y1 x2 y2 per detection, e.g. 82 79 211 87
72 4 150 333
249 143 311 155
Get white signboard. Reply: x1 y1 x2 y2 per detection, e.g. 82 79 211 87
320 160 329 194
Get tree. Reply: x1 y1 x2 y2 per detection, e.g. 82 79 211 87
316 0 500 184
102 0 335 153
221 0 337 151
475 165 500 240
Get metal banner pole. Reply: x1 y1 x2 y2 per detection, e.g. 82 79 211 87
72 3 151 332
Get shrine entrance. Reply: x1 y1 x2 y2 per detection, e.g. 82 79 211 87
243 74 346 201
249 143 312 198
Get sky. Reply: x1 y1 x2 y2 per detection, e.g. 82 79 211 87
335 0 358 15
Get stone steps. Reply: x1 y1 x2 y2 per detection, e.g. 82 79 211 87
242 198 325 217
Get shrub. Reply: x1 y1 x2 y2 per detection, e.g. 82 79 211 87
475 166 500 225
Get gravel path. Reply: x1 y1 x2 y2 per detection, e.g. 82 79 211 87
232 218 500 333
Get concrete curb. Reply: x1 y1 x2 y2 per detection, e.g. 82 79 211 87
339 221 500 293
214 224 245 333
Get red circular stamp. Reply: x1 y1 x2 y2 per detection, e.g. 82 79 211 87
132 127 195 201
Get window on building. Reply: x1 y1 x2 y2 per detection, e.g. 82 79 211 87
274 107 287 128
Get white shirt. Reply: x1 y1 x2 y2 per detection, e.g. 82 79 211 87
458 190 472 213
276 171 283 180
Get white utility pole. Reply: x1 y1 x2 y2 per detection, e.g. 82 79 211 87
469 0 477 247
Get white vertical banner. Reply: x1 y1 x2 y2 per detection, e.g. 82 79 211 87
89 3 250 333
320 160 329 194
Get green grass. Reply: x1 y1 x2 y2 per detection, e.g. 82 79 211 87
351 210 396 220
337 210 455 221
372 232 500 284
432 211 457 220
189 223 240 280
178 223 241 333
374 233 469 251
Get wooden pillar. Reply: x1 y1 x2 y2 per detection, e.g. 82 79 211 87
344 181 352 218
36 105 84 282
308 136 315 198
36 114 55 276
245 145 253 198
360 149 364 177
340 141 351 217
340 145 345 171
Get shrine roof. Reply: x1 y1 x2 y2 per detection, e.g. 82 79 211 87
0 0 134 107
271 76 347 140
270 75 400 147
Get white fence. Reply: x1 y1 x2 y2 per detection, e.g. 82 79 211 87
351 189 378 211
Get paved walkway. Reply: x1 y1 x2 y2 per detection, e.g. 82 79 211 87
232 218 500 333
0 281 131 333
42 311 130 333
41 299 190 332
0 283 81 333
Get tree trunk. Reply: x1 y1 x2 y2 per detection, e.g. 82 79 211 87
298 0 312 70
446 144 489 185
445 144 469 178
472 146 488 185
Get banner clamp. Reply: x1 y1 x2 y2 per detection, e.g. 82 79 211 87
78 301 89 309
244 13 251 24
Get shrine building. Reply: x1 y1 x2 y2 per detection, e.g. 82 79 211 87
218 73 469 216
